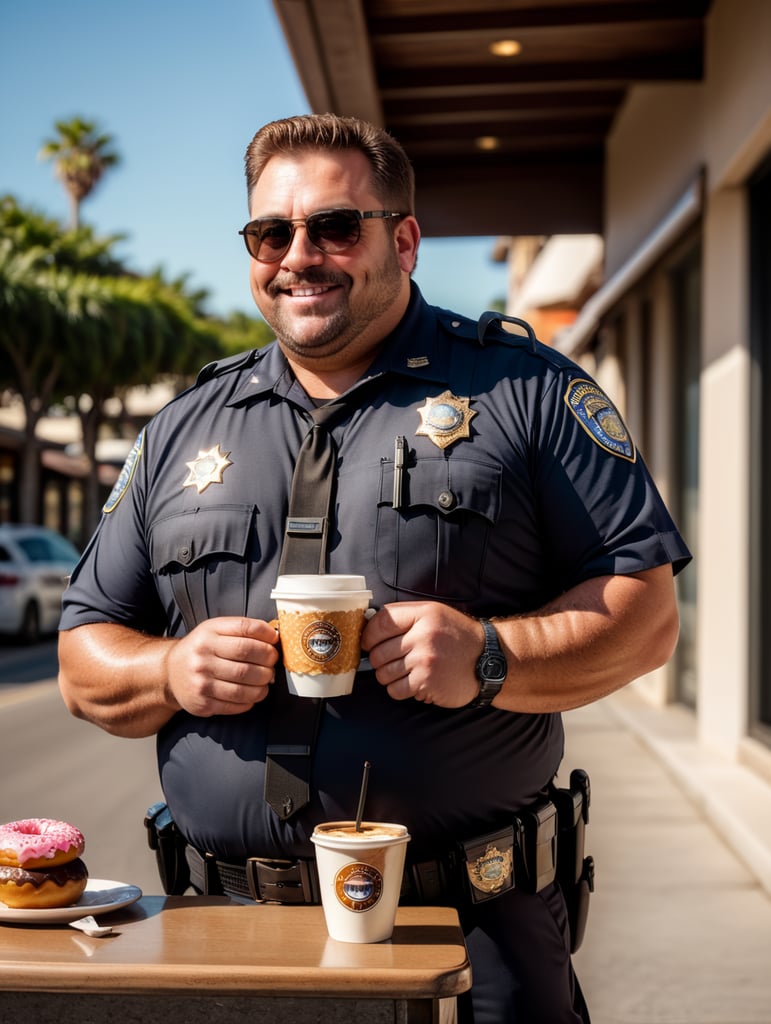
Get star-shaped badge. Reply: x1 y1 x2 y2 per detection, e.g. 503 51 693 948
416 391 476 450
183 443 233 494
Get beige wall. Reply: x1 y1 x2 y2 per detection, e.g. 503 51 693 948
605 84 704 275
598 0 771 759
706 0 771 188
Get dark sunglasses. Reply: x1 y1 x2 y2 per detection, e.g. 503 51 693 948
238 208 405 262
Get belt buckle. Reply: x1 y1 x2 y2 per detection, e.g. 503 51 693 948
462 827 516 904
246 857 317 904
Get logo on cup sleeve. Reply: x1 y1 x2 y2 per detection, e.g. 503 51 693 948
335 862 383 911
302 620 342 663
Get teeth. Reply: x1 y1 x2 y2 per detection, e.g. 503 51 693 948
290 286 330 297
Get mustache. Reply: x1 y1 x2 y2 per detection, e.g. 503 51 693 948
269 269 350 294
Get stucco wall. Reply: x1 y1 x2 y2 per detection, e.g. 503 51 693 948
605 84 704 276
705 0 771 188
606 0 771 275
602 0 771 758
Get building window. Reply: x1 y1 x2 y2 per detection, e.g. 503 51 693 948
670 245 701 708
750 156 771 743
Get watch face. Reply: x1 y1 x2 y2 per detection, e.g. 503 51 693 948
480 654 507 681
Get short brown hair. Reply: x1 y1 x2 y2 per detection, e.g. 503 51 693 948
244 113 415 213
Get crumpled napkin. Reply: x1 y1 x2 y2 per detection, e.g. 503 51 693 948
69 914 113 937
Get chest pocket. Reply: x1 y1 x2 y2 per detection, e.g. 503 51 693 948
148 505 256 632
375 457 501 602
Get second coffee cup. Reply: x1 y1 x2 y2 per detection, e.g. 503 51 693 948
270 574 373 698
311 820 411 943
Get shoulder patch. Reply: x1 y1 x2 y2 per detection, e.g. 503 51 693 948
103 429 145 513
564 379 636 462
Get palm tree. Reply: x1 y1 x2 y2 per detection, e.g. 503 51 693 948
39 118 120 229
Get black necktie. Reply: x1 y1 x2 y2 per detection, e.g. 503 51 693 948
266 403 343 820
277 406 340 576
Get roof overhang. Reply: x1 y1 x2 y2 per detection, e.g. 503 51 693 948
272 0 711 237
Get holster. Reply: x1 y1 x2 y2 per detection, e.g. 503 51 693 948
144 801 191 895
551 769 595 952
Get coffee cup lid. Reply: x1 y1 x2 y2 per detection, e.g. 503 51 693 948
271 574 372 600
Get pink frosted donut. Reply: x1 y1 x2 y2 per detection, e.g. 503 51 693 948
0 818 85 870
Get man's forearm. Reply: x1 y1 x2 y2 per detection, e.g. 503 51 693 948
491 565 679 713
58 623 180 738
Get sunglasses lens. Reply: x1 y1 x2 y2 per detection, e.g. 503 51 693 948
307 211 361 253
243 210 367 261
251 220 293 260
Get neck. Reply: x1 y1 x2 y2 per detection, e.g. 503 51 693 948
286 356 374 399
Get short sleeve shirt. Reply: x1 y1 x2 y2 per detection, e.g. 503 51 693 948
60 285 691 860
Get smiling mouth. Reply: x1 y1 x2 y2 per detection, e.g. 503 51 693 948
285 284 338 297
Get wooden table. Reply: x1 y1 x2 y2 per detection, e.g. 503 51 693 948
0 896 471 1023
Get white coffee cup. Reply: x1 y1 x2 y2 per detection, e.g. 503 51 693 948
311 821 411 943
270 575 373 698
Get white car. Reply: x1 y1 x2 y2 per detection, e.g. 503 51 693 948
0 524 80 643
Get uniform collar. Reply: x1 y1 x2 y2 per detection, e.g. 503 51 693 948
226 282 450 407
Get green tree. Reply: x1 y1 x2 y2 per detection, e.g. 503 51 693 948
61 271 222 534
39 118 120 229
215 309 275 356
0 199 223 532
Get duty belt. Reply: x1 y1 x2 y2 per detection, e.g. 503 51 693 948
184 843 471 906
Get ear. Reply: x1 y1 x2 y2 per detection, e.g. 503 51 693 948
394 216 421 274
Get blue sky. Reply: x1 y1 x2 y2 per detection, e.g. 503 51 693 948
1 0 509 322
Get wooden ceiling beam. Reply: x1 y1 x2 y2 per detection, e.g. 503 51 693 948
366 2 711 36
413 156 604 237
383 88 625 118
392 115 613 142
377 54 703 91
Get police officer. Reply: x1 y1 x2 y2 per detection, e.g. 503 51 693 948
59 114 691 1023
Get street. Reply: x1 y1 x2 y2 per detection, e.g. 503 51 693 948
0 641 162 894
0 639 59 686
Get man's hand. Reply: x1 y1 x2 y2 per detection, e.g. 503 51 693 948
58 617 280 737
362 602 482 707
360 566 680 715
164 617 280 718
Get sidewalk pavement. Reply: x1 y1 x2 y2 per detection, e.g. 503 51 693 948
564 690 771 1024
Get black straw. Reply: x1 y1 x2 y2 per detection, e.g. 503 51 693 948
355 761 371 832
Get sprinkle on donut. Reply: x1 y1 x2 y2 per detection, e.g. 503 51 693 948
0 818 86 871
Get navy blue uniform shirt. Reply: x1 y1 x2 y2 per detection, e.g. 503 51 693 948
60 284 691 861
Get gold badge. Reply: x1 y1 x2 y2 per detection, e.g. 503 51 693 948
416 390 476 450
466 843 514 895
183 443 233 494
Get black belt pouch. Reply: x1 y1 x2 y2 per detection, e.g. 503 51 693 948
514 800 558 894
552 769 595 953
144 801 191 895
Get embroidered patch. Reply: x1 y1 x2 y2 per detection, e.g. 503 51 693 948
564 379 636 462
183 443 233 494
103 429 145 513
416 390 476 450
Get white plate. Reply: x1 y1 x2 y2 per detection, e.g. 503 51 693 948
0 878 142 924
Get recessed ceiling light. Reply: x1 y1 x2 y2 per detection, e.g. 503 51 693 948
489 39 522 58
476 136 500 151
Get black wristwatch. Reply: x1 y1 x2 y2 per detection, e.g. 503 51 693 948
466 618 507 708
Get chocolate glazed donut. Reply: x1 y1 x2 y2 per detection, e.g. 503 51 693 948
0 858 88 909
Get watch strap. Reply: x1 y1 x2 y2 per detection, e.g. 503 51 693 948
467 617 507 709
